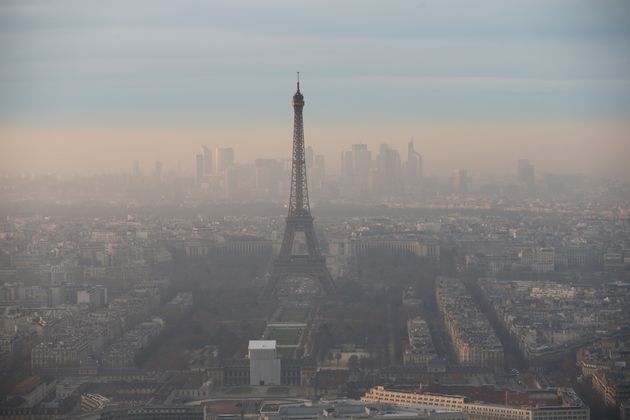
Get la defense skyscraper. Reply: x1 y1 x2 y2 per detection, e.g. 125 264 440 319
266 76 336 298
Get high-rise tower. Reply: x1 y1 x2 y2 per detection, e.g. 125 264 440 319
517 159 535 187
266 75 335 298
406 139 422 183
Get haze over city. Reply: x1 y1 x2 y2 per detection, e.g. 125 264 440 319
1 2 630 420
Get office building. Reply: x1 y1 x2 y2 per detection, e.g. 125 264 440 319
341 144 372 195
517 159 535 187
225 166 239 197
452 169 469 194
353 144 372 192
214 147 235 174
306 146 314 169
405 139 423 188
154 161 162 181
310 154 325 190
201 145 213 174
195 154 204 185
375 144 402 194
248 340 281 386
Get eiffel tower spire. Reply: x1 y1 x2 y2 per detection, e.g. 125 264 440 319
266 77 336 298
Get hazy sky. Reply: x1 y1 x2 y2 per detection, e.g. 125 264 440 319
1 0 629 176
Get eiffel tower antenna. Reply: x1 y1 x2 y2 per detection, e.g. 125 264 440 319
266 76 336 298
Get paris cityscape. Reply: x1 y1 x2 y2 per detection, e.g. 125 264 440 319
1 1 630 420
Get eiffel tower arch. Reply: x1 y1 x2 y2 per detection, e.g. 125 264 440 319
266 75 336 298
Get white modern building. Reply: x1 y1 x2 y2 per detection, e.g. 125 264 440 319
249 340 281 386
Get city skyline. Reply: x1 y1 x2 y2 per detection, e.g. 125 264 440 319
2 121 628 178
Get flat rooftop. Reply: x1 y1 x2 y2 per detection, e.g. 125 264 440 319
249 340 277 350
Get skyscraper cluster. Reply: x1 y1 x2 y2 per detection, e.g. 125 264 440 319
517 159 536 187
192 144 327 200
129 146 539 200
195 146 236 195
340 140 423 197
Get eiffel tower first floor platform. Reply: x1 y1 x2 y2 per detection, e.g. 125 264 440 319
265 255 336 298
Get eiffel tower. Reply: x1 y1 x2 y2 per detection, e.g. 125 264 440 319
266 75 336 298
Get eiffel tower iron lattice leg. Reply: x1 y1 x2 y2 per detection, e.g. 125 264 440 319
266 76 336 298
